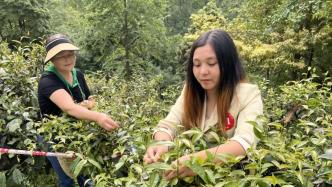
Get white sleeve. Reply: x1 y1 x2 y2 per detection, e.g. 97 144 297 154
153 87 185 140
229 87 263 151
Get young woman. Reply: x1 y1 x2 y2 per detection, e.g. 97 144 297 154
38 34 119 186
143 29 263 180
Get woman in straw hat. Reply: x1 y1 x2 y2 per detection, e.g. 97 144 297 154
38 33 119 186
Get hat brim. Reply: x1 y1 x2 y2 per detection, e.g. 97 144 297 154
44 43 79 63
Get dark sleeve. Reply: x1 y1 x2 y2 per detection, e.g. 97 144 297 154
77 70 91 99
38 74 65 99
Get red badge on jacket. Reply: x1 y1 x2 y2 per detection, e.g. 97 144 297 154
225 112 235 130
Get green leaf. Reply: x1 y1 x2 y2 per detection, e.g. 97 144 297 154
73 159 87 177
158 178 169 187
170 177 178 185
88 158 102 170
205 168 216 184
310 138 326 145
215 153 235 163
0 172 6 187
252 123 264 140
96 181 107 187
317 169 332 176
131 164 143 174
224 181 239 187
185 161 208 184
294 171 304 185
271 160 281 168
319 149 332 160
230 170 245 177
208 131 221 143
145 162 172 171
148 172 160 187
206 150 215 162
114 155 127 171
12 169 24 184
6 118 22 132
216 181 228 187
180 138 194 151
255 179 270 187
261 163 274 174
149 141 175 148
192 132 203 143
182 176 194 183
264 175 286 185
182 129 201 136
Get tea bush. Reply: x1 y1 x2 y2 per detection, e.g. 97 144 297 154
0 41 331 186
0 41 55 186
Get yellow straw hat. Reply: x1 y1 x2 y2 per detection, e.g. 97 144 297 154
44 37 79 63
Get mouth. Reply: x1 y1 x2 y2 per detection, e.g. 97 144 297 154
200 79 211 83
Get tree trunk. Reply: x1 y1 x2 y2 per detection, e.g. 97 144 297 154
18 16 25 36
123 0 130 79
305 47 314 78
303 1 314 78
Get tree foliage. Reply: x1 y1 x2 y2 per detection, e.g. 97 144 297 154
74 0 179 80
231 0 332 84
164 0 209 35
0 0 49 42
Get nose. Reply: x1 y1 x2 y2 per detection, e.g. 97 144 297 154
64 56 70 63
64 54 74 63
200 63 209 75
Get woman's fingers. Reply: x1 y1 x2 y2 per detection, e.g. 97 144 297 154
143 154 151 164
152 148 163 162
143 147 155 164
102 121 116 131
178 168 195 178
108 118 119 128
164 169 176 180
164 165 186 180
97 113 119 131
144 146 168 164
144 147 158 164
79 100 95 109
164 158 195 180
164 161 179 180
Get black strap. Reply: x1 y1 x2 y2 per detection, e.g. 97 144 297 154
45 38 71 52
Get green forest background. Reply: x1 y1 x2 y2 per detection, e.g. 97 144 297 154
0 0 331 186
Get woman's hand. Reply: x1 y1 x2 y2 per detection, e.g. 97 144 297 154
97 113 119 131
79 96 96 109
164 154 196 180
143 145 169 164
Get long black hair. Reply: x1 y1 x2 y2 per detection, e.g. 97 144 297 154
183 29 246 134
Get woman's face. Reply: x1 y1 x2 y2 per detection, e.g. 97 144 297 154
193 43 220 93
51 50 76 73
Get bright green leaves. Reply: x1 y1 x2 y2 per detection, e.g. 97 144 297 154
0 172 6 187
12 169 24 185
6 118 23 132
73 159 88 177
320 149 332 160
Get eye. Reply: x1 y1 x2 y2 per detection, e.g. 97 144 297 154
208 59 217 66
193 61 201 67
208 62 217 67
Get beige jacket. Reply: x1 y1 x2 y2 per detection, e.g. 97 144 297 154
154 83 263 151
